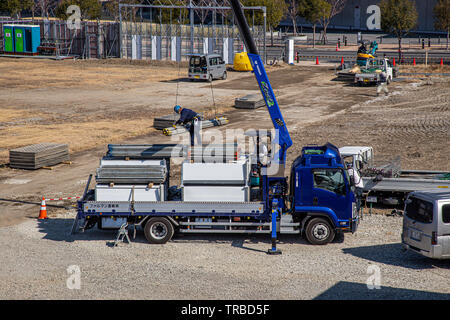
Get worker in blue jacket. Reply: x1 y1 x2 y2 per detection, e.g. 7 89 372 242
174 105 201 146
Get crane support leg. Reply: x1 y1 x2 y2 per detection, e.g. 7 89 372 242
267 208 282 255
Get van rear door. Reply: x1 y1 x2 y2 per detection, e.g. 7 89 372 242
440 203 450 256
403 196 435 253
209 57 218 78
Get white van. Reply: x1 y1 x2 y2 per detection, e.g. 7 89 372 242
402 190 450 259
188 54 227 82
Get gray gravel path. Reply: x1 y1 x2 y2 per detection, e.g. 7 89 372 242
0 211 449 300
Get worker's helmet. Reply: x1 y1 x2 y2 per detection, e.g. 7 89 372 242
174 105 181 113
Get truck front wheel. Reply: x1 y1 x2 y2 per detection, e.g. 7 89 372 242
305 217 335 245
144 217 174 244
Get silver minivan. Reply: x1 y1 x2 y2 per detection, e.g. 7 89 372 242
402 189 450 259
188 54 227 82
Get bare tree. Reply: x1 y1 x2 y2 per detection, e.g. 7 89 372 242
286 0 298 35
319 0 347 44
34 0 59 18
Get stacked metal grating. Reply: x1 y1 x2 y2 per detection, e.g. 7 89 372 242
188 144 241 163
96 166 167 184
153 114 180 130
162 117 229 136
9 143 69 169
107 144 186 159
234 94 265 109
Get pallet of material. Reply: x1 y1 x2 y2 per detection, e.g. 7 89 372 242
188 144 241 162
153 114 180 130
162 117 229 136
234 94 265 109
107 144 186 159
9 143 69 169
95 166 167 184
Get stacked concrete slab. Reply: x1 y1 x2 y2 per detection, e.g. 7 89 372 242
234 94 265 109
153 114 180 130
9 143 69 169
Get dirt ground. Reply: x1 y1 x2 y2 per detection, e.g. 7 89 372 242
0 57 449 229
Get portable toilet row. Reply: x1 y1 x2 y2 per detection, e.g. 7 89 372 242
3 24 41 55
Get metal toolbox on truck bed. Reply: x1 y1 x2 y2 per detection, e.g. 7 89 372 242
95 184 165 202
182 186 249 202
181 157 250 185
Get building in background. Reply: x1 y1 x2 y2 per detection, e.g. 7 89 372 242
283 0 440 33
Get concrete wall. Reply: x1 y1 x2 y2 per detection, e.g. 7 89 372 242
286 0 440 33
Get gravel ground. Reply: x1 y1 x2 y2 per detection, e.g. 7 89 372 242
0 211 449 300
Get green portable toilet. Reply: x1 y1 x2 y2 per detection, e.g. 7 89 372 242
14 26 25 53
3 25 14 53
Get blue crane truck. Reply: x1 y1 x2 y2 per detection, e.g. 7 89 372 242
74 0 359 253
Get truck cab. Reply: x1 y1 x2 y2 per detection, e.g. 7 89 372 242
290 143 358 244
355 58 393 86
339 146 374 172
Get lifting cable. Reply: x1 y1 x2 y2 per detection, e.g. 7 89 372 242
210 78 217 119
174 7 185 121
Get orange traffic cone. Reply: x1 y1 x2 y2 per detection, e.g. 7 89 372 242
393 58 396 67
315 56 319 65
340 57 344 66
39 197 48 219
413 58 416 66
440 58 444 66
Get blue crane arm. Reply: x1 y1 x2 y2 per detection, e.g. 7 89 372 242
229 0 292 164
247 53 293 163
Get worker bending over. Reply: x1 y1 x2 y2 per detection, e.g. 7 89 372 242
174 105 201 146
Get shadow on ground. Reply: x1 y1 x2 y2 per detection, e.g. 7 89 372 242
36 217 346 252
36 218 149 246
314 281 450 300
342 243 450 270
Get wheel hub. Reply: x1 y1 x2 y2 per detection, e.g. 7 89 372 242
312 224 329 240
151 222 167 240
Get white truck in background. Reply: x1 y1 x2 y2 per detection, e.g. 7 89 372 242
354 58 394 86
339 146 450 206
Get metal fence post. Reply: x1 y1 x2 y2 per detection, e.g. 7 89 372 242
119 4 123 59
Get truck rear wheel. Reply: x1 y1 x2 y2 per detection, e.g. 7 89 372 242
144 217 174 244
305 217 335 245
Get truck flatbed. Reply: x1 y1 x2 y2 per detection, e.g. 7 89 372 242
362 177 450 193
82 200 265 217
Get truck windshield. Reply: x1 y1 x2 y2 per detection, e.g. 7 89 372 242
190 56 207 68
312 168 346 195
405 197 433 224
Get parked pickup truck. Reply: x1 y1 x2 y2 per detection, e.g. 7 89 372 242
355 58 393 86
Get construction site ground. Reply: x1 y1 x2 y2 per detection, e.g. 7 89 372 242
0 57 449 299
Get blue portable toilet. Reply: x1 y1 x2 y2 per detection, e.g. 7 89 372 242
22 25 41 54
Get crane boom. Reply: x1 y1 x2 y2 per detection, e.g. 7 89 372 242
229 0 292 164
